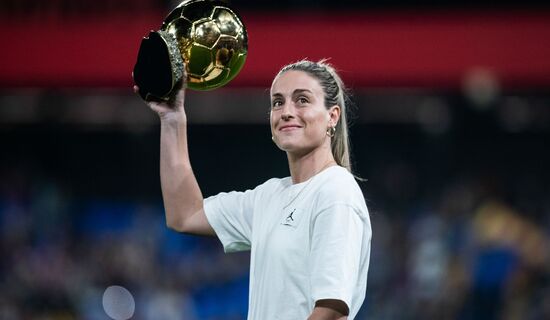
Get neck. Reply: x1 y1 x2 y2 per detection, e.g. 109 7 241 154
287 145 336 184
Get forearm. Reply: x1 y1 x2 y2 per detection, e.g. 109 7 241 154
159 117 203 231
307 299 349 320
308 307 347 320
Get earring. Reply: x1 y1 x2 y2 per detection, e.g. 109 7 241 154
326 126 336 138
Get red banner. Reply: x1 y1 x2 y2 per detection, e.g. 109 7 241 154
1 10 550 89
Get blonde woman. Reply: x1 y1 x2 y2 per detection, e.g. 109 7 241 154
138 60 372 320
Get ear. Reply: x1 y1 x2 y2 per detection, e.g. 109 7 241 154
328 105 341 127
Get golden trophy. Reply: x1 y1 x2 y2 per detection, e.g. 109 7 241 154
133 0 248 100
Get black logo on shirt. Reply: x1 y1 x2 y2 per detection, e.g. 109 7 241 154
282 208 300 228
285 209 296 223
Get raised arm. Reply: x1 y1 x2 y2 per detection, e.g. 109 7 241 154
136 84 215 236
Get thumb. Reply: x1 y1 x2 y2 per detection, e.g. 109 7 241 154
169 80 187 106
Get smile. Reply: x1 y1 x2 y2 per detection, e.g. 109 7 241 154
279 125 302 131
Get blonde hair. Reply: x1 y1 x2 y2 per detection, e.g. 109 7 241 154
277 59 353 172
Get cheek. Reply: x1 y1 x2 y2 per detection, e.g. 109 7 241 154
303 111 328 133
269 112 276 129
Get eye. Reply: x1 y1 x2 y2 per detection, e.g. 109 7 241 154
271 100 283 109
297 96 309 105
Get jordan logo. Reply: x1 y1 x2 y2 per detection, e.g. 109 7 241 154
285 209 296 223
282 208 300 227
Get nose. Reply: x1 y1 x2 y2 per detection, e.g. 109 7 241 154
281 103 294 121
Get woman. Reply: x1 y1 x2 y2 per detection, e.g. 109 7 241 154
138 60 371 320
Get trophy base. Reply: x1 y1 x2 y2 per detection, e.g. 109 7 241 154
133 31 180 101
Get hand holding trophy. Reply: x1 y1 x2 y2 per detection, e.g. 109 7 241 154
133 0 248 102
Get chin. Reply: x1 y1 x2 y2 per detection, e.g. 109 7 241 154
279 143 315 156
275 139 298 151
276 142 296 152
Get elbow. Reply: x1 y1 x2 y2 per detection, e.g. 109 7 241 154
166 219 185 233
165 212 199 235
164 204 206 235
165 214 189 233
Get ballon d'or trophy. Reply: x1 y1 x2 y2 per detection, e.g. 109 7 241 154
133 0 248 100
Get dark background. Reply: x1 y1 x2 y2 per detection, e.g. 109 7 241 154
0 1 549 319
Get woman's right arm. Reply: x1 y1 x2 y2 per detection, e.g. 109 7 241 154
137 85 215 236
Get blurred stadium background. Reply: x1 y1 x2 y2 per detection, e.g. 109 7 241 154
1 0 549 319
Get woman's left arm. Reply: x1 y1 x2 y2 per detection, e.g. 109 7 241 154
308 299 348 319
309 204 366 320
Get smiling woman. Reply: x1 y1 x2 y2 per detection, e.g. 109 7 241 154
270 72 339 170
139 59 371 320
270 60 352 182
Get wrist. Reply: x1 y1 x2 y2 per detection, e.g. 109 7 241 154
159 110 187 124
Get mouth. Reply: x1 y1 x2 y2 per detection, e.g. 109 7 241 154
279 125 302 131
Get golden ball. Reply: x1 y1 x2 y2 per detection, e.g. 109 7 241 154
161 0 248 91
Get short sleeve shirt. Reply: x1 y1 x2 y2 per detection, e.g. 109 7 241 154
204 166 372 319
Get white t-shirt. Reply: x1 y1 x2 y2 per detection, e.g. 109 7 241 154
204 166 371 319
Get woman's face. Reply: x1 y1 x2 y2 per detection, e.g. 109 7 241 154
270 70 339 155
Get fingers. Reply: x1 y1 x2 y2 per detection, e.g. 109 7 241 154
133 80 186 117
133 83 184 104
133 85 163 104
173 84 186 103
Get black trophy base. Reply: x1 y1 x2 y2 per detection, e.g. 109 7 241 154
133 31 176 101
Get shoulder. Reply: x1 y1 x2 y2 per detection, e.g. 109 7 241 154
313 166 368 217
316 166 362 197
205 176 287 202
257 176 288 193
223 176 287 200
241 176 289 193
323 166 357 184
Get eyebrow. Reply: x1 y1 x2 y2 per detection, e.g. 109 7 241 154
271 88 313 98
